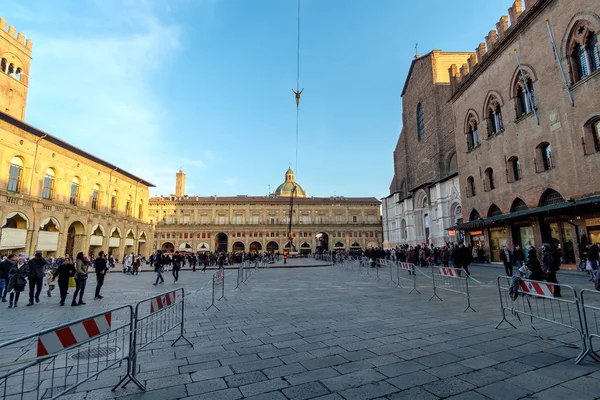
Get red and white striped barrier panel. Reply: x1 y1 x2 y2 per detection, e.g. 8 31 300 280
37 313 112 357
519 280 554 297
150 291 177 313
378 259 388 266
439 268 458 277
400 262 412 270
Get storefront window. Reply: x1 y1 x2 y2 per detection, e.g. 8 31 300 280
519 226 535 262
490 227 508 262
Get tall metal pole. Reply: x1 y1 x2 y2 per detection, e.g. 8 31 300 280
546 19 574 106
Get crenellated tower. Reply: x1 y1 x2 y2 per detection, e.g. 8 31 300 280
0 17 32 121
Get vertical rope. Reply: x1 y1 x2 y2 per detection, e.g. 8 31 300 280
295 0 300 176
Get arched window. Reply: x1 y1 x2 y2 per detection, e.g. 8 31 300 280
568 21 600 83
400 219 407 240
42 168 55 200
0 58 6 73
511 198 528 212
539 189 564 206
486 96 504 136
125 195 132 217
7 156 24 193
536 143 553 172
488 204 503 217
447 152 457 175
92 184 101 210
584 117 600 154
7 63 14 77
467 176 476 197
484 168 495 191
138 199 144 220
514 72 535 118
416 103 425 141
595 120 600 152
70 177 80 205
469 209 481 222
15 67 21 81
466 113 480 151
110 191 118 214
507 156 521 182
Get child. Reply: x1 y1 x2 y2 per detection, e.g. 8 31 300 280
45 267 56 297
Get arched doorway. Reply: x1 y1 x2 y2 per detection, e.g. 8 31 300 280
216 233 228 252
125 229 136 256
266 241 279 253
250 241 262 253
138 232 147 256
300 241 311 255
350 242 361 251
0 212 29 252
233 241 245 252
334 241 345 250
89 224 105 255
366 241 378 249
65 221 85 257
38 217 60 256
316 232 329 251
109 227 122 259
284 241 297 252
161 242 174 253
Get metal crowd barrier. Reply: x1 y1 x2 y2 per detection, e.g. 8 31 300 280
396 262 420 294
429 266 475 312
0 305 139 399
579 289 600 363
495 276 585 363
122 288 192 390
206 270 226 311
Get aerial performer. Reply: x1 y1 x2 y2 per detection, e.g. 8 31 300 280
292 88 303 108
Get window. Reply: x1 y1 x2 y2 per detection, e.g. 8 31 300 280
352 216 357 223
568 22 600 83
487 96 504 136
595 120 600 152
514 72 535 118
336 215 341 224
70 177 80 205
466 113 480 150
539 189 564 206
7 157 23 193
507 156 521 182
467 176 476 197
41 168 55 199
138 200 143 219
484 168 495 191
416 103 425 141
469 209 481 221
126 195 132 217
488 204 503 217
536 143 553 172
92 184 100 210
0 58 5 73
110 191 118 214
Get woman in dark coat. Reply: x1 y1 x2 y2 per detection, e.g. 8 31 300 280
8 257 28 308
526 247 544 281
53 257 76 306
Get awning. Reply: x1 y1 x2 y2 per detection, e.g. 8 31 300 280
449 195 600 231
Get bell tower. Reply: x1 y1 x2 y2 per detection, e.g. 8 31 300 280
175 169 186 197
0 18 32 121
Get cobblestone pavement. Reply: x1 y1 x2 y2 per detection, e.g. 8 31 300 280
2 259 600 399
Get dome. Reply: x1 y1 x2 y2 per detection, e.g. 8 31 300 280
274 167 306 198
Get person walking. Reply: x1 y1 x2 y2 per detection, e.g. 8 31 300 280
53 257 76 306
588 243 599 281
94 251 108 299
153 250 165 285
26 252 47 306
172 251 182 283
7 256 28 308
542 244 561 297
526 247 544 281
0 254 16 302
500 245 514 276
72 252 89 306
512 244 524 270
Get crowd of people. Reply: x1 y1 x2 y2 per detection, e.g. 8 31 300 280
0 251 109 308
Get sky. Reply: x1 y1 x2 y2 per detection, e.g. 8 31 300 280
3 0 510 199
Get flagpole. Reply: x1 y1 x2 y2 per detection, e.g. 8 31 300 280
546 19 574 106
514 49 540 125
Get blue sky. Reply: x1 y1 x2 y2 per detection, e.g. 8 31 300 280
4 0 509 198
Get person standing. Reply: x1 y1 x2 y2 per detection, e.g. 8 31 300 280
26 252 47 306
172 251 182 283
500 245 513 276
512 244 524 270
0 254 16 302
588 243 599 281
8 256 28 308
153 250 165 285
94 251 108 299
72 252 89 306
53 257 76 306
542 244 561 297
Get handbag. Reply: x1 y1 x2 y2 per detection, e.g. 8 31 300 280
586 261 593 271
68 277 76 288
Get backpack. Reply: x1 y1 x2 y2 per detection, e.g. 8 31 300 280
508 276 522 301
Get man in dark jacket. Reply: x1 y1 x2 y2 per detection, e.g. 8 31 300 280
172 251 183 282
94 251 108 299
26 252 47 306
0 254 16 302
542 244 561 297
500 245 513 276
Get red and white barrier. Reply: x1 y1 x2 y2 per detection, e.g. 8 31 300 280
519 280 554 297
378 259 388 266
37 313 112 357
150 291 177 313
439 267 458 277
400 262 412 270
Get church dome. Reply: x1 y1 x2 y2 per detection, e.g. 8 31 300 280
274 167 306 198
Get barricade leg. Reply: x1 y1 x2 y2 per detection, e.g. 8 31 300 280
409 266 421 294
376 263 380 280
219 273 227 301
429 267 442 301
113 310 146 392
205 276 220 311
463 277 476 313
235 266 241 290
172 290 194 347
494 276 516 329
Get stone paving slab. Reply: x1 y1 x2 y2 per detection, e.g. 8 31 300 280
2 260 600 399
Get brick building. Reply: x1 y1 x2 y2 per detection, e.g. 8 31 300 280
150 169 382 254
448 0 600 264
0 17 155 258
382 51 471 248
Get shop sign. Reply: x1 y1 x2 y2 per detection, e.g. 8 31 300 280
586 218 600 227
469 231 483 235
490 226 506 233
448 230 456 236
